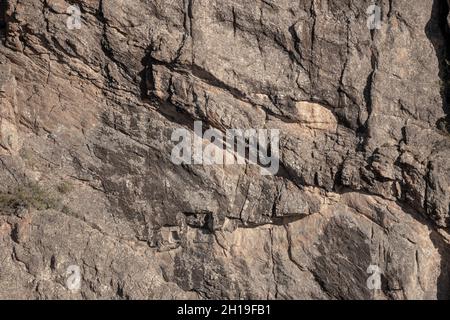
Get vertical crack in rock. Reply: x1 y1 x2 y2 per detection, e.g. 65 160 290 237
358 6 380 151
0 0 6 39
427 0 450 133
308 0 317 98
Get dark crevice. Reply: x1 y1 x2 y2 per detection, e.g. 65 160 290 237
308 0 316 98
425 2 450 298
357 28 379 151
232 6 237 37
387 0 393 18
187 0 194 36
139 49 154 100
0 0 8 40
426 0 450 134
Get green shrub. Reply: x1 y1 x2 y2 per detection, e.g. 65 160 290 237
61 205 72 215
0 183 58 212
57 181 74 194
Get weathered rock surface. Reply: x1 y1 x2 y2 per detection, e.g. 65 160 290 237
0 0 449 299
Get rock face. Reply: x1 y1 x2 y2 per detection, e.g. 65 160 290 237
0 0 449 299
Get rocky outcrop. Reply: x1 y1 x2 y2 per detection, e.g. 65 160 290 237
0 0 449 299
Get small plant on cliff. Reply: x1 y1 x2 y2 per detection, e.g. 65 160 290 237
57 181 74 195
0 182 58 213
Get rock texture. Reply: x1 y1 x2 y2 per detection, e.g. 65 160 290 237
0 0 449 299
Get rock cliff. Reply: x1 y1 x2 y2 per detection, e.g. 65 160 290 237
0 0 449 299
